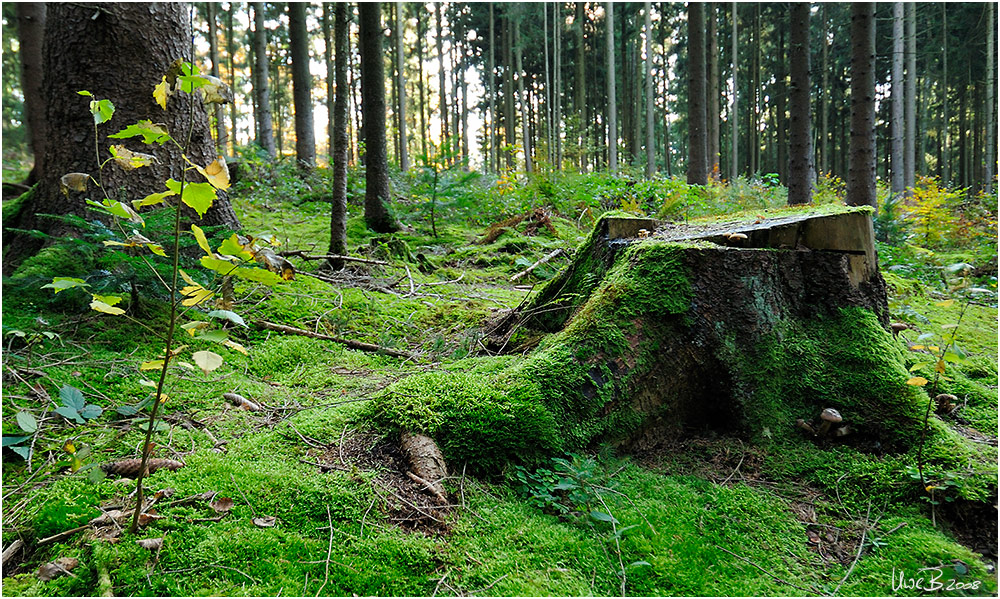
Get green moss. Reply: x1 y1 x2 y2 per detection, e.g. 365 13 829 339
2 184 34 226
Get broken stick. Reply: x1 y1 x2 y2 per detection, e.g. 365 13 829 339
254 321 412 359
510 249 565 282
279 250 389 266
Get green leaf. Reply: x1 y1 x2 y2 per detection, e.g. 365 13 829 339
628 561 652 569
77 90 93 97
589 510 618 524
196 330 229 343
108 120 171 144
218 234 252 259
11 445 30 460
207 310 247 328
54 405 85 424
116 405 139 417
90 98 115 124
60 385 86 411
90 294 126 315
2 435 31 447
78 404 104 420
180 182 217 217
41 277 90 294
190 224 213 255
16 411 37 434
192 350 223 374
200 256 283 285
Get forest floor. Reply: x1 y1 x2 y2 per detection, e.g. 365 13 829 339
1 161 997 596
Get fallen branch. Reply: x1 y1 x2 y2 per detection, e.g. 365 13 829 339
254 320 412 359
510 248 565 282
37 525 90 546
280 250 389 266
1 540 24 567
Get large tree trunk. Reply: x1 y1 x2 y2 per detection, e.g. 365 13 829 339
359 2 400 234
847 3 876 211
890 3 905 194
4 2 239 271
686 2 707 184
706 3 720 177
251 2 275 157
605 2 617 174
328 2 350 270
787 3 813 206
207 2 226 156
17 3 46 185
289 2 316 170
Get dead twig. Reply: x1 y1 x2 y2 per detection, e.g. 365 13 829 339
280 250 389 266
229 474 258 519
315 506 334 597
254 320 412 359
832 501 873 597
37 525 90 546
298 458 348 472
510 248 565 282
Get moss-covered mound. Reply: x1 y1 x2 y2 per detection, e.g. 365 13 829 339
368 211 996 499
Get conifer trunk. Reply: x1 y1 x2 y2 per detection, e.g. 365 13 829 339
847 3 877 211
687 2 707 184
395 1 409 171
289 1 316 170
328 2 350 270
605 2 617 174
890 3 905 194
787 2 813 205
16 3 46 184
252 2 275 157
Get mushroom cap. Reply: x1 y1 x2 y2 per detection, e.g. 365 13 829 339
820 408 843 422
934 393 958 402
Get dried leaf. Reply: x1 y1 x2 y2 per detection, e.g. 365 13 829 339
137 510 164 526
60 172 90 196
153 488 176 500
252 515 276 528
192 350 223 375
253 247 296 280
197 74 233 104
209 496 234 513
195 156 231 190
153 76 171 109
109 145 159 170
100 458 185 478
37 557 80 582
136 537 163 551
89 509 126 526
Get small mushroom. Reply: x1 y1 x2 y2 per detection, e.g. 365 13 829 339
833 425 851 437
890 322 910 338
796 418 817 436
815 408 843 437
637 228 650 239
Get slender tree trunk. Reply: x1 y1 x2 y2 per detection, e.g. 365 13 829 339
731 2 738 179
904 2 916 189
847 3 876 211
323 4 335 161
359 2 400 233
986 2 995 193
273 56 283 157
787 3 813 205
890 3 904 194
251 2 274 157
554 2 563 170
488 3 496 171
644 1 655 178
417 11 428 159
687 2 707 184
16 3 46 184
207 3 226 156
504 11 515 169
707 3 720 177
459 40 470 164
820 3 829 176
395 1 409 171
575 2 587 172
515 12 532 174
226 5 237 149
544 3 552 165
775 26 787 183
289 2 316 170
329 2 350 270
436 2 448 148
941 6 949 184
606 2 617 174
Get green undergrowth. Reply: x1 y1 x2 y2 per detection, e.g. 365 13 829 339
3 162 996 596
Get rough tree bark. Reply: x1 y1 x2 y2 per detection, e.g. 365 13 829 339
395 1 409 171
328 2 350 270
207 2 226 156
289 2 316 170
4 3 239 271
847 3 877 211
488 3 496 172
706 2 720 177
359 2 401 233
904 2 916 191
986 2 995 194
225 4 238 151
687 2 708 185
731 2 738 179
787 3 813 205
574 2 587 172
644 1 655 179
17 3 46 185
251 2 275 157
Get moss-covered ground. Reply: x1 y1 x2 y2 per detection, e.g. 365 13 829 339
2 164 996 596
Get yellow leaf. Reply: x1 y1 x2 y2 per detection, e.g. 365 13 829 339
935 360 946 374
141 360 165 371
146 243 167 257
64 441 76 454
179 269 197 286
906 376 929 386
177 361 194 370
934 299 956 308
910 345 925 351
168 344 189 357
192 350 223 375
191 225 212 256
109 145 158 170
195 157 230 190
181 285 214 307
153 76 170 110
181 321 210 336
90 295 126 315
60 172 91 196
139 379 157 388
223 339 248 355
927 345 940 352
